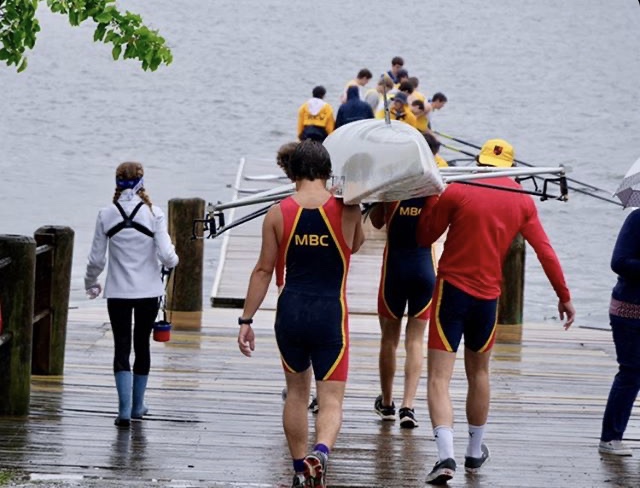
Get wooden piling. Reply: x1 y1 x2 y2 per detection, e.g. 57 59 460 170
167 198 205 329
32 226 74 375
497 233 525 344
0 235 36 416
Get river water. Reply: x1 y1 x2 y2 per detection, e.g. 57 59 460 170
1 0 639 328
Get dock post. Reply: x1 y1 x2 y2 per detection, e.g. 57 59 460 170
497 233 525 344
167 198 205 329
0 235 36 416
33 226 74 375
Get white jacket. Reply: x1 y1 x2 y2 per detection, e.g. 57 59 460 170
84 191 179 299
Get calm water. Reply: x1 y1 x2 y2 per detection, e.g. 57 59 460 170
1 0 639 328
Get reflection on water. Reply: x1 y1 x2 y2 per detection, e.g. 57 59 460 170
109 422 149 472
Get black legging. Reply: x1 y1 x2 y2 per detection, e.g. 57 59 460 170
107 297 160 374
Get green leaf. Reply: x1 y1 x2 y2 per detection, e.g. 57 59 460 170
94 23 107 42
95 12 112 23
17 56 27 72
111 44 121 60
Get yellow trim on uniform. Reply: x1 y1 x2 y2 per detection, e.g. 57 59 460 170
477 313 498 353
412 245 437 318
434 279 454 352
379 246 398 319
284 207 303 264
281 355 297 373
318 206 348 380
380 202 401 319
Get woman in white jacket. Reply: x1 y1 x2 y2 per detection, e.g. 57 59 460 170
85 161 179 427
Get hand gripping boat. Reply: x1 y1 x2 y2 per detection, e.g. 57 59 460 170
323 119 445 205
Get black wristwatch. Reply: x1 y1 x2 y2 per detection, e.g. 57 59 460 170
238 317 253 326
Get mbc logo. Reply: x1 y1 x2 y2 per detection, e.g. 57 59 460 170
399 207 421 216
294 234 330 247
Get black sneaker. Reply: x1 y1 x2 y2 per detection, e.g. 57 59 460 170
303 450 328 487
426 457 456 485
291 473 306 487
374 394 396 421
308 395 319 414
399 407 418 429
464 443 490 474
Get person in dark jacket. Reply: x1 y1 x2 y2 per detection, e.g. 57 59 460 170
335 85 374 129
599 208 640 456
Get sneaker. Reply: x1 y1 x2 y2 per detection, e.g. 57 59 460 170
599 440 632 456
291 473 306 487
465 443 490 473
374 394 396 421
399 407 418 429
426 458 456 485
308 395 319 414
303 450 328 487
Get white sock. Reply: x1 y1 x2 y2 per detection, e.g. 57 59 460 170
466 424 486 458
433 425 455 461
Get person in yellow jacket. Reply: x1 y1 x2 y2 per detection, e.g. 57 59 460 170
364 76 395 115
375 92 417 128
408 76 426 104
340 68 373 103
297 86 335 142
410 99 429 133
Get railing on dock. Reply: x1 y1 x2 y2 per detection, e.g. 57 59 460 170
0 227 74 416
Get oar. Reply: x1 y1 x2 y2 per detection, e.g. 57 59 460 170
213 204 273 237
439 139 623 207
212 183 295 211
435 130 610 194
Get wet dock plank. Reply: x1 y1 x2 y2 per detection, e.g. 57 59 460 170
0 305 638 487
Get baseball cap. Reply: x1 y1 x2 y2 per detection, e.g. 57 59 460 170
393 92 408 105
477 139 514 168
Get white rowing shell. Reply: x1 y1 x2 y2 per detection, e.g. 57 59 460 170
323 119 445 204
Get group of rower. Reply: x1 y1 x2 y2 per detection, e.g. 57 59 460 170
296 56 448 164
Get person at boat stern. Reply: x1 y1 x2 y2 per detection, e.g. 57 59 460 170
370 196 438 429
417 138 576 484
599 207 640 457
237 140 364 487
84 161 179 427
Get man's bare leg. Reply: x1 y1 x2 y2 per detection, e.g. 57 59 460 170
314 379 346 449
283 368 312 459
464 347 491 460
378 316 402 406
401 316 427 409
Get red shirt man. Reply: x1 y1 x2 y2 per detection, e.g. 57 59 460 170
417 138 575 485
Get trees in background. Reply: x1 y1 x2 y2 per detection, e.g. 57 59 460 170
0 0 172 72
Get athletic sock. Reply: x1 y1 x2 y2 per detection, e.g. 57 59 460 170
466 424 486 458
293 458 305 473
433 425 455 461
313 443 330 456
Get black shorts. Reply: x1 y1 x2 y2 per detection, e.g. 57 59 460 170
428 278 497 353
275 289 349 381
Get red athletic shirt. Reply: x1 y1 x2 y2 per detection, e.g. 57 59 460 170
417 177 571 302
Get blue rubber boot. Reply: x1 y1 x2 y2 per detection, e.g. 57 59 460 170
132 374 149 419
114 371 132 427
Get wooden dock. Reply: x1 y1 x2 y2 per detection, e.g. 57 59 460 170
1 156 639 487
